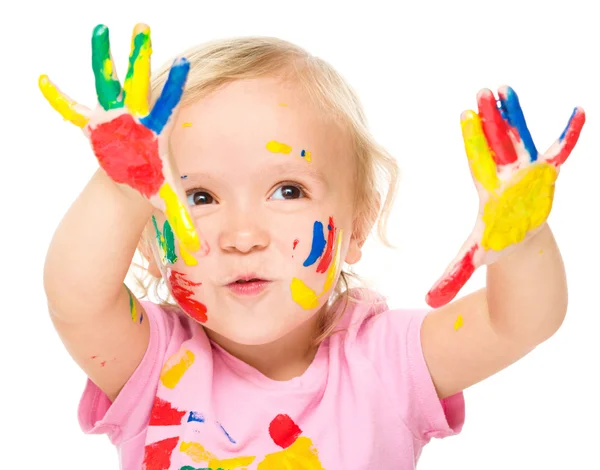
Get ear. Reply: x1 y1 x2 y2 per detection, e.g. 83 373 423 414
344 234 363 265
138 231 163 279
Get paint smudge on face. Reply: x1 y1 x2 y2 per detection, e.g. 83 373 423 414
293 239 299 250
278 103 288 106
300 149 312 162
181 175 188 179
539 249 543 254
303 222 326 267
168 270 208 322
100 360 107 367
149 397 187 426
179 243 199 266
187 411 205 423
266 140 292 154
160 347 196 389
218 422 237 444
142 437 179 470
454 315 464 331
316 217 336 273
90 355 98 359
182 122 192 127
152 215 178 264
269 414 302 449
126 286 142 323
291 229 343 309
179 441 256 467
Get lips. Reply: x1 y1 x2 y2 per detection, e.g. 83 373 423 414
225 274 272 297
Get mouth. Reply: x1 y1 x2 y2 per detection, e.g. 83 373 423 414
226 275 272 297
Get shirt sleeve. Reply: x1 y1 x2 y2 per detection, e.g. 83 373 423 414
357 307 465 443
77 301 177 445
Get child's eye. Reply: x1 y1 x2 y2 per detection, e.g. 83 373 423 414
270 184 305 200
187 190 216 206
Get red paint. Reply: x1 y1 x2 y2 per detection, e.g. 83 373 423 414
142 437 179 470
100 361 107 367
149 397 187 426
90 355 98 359
426 244 478 308
168 270 208 323
269 414 302 448
293 239 299 250
477 90 518 165
316 217 336 273
547 108 585 167
90 114 164 198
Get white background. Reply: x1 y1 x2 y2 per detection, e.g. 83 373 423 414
1 0 599 468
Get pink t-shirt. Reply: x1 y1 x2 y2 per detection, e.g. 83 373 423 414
78 288 464 469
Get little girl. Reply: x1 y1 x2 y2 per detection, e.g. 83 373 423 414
39 23 585 469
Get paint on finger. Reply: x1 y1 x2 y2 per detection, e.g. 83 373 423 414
123 25 151 117
38 75 89 128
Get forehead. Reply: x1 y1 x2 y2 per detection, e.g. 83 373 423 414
170 77 353 182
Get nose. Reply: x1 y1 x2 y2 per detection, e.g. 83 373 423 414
218 208 270 254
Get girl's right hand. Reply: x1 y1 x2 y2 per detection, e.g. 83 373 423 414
39 23 208 262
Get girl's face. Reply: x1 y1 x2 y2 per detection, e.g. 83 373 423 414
148 76 362 345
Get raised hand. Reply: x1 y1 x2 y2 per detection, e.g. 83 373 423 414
425 86 585 308
38 23 207 261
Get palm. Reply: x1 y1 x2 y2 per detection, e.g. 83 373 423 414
426 86 585 308
38 23 206 259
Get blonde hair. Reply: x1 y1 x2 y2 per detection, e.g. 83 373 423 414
131 36 399 344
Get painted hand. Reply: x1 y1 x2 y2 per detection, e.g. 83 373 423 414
38 23 206 259
425 86 585 308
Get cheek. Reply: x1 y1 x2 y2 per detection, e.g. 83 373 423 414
288 216 344 310
149 215 209 323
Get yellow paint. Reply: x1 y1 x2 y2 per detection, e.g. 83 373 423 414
179 242 198 266
160 348 195 389
102 57 115 81
278 103 288 106
539 249 543 254
454 314 463 331
159 183 201 253
482 163 557 251
38 75 89 128
123 27 151 117
461 110 500 192
290 278 320 310
182 122 193 127
180 441 255 468
266 140 292 154
301 151 312 162
257 436 325 469
290 230 343 310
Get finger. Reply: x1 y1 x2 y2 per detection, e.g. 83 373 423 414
498 86 538 161
141 57 190 135
476 88 518 165
123 23 152 117
91 24 123 110
158 182 205 257
38 74 90 128
545 107 586 167
461 110 500 192
425 244 479 308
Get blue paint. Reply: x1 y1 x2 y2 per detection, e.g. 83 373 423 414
301 149 306 157
303 221 326 267
499 87 538 161
559 108 578 142
181 175 188 179
140 57 190 135
139 312 143 324
218 422 236 444
187 411 205 423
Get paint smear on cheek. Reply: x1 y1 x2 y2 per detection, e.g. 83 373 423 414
454 315 464 330
300 149 312 162
266 140 292 154
168 270 208 322
316 217 336 273
182 122 192 127
303 222 326 267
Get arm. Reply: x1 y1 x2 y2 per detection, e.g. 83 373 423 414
422 223 565 399
421 86 583 399
45 169 153 401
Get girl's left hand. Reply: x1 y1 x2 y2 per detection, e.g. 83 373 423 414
425 86 585 308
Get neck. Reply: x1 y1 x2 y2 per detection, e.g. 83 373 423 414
206 315 321 381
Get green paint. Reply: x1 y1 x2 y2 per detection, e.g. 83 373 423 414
91 24 123 110
152 215 178 264
124 30 150 84
179 467 221 470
